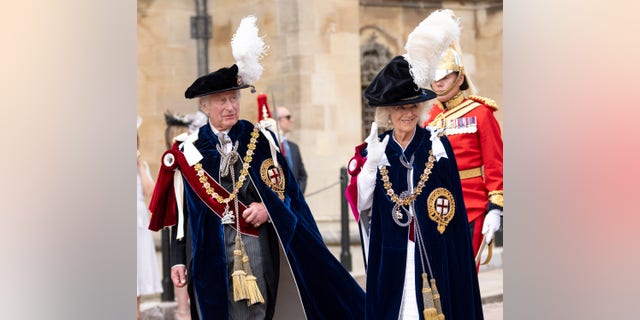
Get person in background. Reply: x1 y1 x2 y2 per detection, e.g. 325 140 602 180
276 106 308 194
423 10 503 259
163 111 193 320
137 116 163 320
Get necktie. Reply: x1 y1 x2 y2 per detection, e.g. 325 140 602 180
281 139 293 168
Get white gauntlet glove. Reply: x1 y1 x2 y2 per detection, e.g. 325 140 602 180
481 209 502 244
363 122 389 172
357 122 389 212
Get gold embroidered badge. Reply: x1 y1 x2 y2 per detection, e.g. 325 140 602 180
427 188 455 234
260 158 285 201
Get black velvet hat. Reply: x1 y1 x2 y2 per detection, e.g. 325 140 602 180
184 64 251 99
364 56 436 107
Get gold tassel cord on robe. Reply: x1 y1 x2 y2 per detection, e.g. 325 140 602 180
232 232 248 301
413 207 447 319
224 147 250 303
222 139 264 306
422 273 439 320
430 278 445 320
241 241 265 306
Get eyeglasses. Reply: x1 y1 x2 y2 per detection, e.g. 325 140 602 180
279 115 292 120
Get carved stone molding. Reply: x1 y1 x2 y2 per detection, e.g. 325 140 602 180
360 32 393 139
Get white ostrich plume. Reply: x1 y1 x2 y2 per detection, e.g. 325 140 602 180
231 15 268 85
404 9 461 88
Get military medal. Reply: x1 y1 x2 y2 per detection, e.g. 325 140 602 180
427 187 455 234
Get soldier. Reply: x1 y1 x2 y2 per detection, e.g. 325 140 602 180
423 21 503 259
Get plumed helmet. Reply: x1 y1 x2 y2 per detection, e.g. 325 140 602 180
434 46 464 82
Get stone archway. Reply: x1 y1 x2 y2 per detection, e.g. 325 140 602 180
360 29 395 140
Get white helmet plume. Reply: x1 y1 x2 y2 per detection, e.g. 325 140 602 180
404 9 461 88
231 15 269 85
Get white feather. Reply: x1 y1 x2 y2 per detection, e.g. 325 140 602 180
404 9 461 88
231 15 268 85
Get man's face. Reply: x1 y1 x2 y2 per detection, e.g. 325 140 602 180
201 90 241 131
277 107 293 134
431 72 463 102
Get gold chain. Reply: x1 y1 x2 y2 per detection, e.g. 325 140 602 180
379 150 436 206
194 127 260 204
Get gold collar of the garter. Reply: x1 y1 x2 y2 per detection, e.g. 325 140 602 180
194 126 260 204
379 150 436 206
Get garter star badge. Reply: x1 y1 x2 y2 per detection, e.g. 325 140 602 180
427 188 455 234
260 158 286 201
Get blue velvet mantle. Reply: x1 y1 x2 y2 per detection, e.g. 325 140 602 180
184 120 365 319
364 126 484 320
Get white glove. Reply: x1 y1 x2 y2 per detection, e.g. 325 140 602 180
363 122 389 172
481 209 502 244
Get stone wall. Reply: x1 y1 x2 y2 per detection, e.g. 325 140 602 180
137 0 502 223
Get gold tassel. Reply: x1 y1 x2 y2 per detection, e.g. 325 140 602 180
424 308 439 320
242 252 265 305
421 273 438 320
430 278 445 320
231 236 248 301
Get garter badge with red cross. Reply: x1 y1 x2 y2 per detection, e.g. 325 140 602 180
260 158 286 201
427 188 455 234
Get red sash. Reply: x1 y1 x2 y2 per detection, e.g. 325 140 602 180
156 145 259 237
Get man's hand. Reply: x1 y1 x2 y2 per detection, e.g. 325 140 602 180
363 122 389 172
171 265 188 288
243 202 268 228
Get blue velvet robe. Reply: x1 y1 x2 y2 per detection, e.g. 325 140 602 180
364 126 483 320
183 120 365 319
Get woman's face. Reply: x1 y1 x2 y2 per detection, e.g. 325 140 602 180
389 104 419 134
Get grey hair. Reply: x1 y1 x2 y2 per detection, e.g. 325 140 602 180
374 100 432 130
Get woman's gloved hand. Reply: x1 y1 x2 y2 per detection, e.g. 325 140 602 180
363 122 389 172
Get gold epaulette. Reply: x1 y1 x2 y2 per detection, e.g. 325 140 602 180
468 95 499 111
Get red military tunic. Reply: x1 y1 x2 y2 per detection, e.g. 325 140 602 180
423 95 504 256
